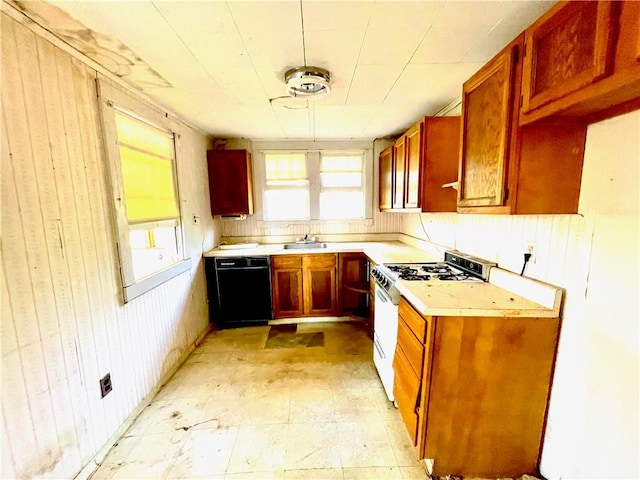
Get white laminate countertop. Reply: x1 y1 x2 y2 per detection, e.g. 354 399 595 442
203 241 563 319
203 241 439 265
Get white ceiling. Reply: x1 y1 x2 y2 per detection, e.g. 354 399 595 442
10 0 555 140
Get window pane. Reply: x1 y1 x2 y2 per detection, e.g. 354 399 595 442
120 146 179 222
320 191 365 219
321 172 362 188
129 225 180 280
115 111 172 159
265 153 307 181
321 155 362 172
264 189 310 220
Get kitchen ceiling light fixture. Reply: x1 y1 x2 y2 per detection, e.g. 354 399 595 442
284 66 331 99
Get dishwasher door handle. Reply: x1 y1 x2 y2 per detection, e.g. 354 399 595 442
373 336 385 359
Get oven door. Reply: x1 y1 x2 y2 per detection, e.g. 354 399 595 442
372 283 399 403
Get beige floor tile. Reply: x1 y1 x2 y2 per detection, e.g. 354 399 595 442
94 321 419 480
400 465 430 479
224 471 285 479
109 431 186 479
165 427 238 478
125 397 208 436
285 423 341 470
242 387 292 425
289 388 334 423
342 466 403 479
384 420 422 467
332 388 383 422
284 467 344 479
226 424 289 473
337 421 398 468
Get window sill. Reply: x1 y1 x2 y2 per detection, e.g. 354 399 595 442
123 259 191 303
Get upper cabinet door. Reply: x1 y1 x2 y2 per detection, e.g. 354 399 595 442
207 149 254 215
379 146 394 210
392 136 406 209
521 1 615 113
404 122 423 209
458 45 517 208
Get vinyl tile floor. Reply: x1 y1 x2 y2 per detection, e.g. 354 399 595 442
90 321 429 480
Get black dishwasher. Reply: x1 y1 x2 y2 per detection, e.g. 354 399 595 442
206 256 273 328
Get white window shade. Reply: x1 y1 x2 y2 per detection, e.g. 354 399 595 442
263 153 310 221
320 154 365 219
257 147 371 222
115 111 179 223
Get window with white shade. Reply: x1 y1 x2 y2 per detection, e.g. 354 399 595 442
98 80 190 302
319 154 365 219
260 149 370 222
263 153 310 221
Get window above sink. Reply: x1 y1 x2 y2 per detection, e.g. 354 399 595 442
250 141 374 223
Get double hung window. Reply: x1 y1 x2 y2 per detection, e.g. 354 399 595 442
98 80 189 302
261 149 369 222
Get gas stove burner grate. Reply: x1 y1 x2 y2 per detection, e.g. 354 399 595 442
421 264 452 274
387 266 418 275
400 274 432 281
438 274 474 281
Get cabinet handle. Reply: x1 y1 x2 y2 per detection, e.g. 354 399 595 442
414 386 422 415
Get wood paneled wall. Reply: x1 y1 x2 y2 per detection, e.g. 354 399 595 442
1 13 217 479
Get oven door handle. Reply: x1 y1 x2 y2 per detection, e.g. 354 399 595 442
375 287 391 303
373 336 385 359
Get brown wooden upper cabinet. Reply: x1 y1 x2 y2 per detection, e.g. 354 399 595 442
392 134 407 209
421 117 460 213
458 42 517 209
207 149 254 215
404 122 423 209
380 117 459 213
458 34 588 215
520 0 640 124
379 146 394 210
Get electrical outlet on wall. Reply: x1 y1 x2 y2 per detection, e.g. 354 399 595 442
524 241 537 264
100 373 112 398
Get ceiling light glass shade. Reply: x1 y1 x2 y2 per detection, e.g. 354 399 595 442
285 67 331 99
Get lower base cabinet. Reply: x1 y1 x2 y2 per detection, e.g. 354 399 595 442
272 254 337 318
393 297 560 478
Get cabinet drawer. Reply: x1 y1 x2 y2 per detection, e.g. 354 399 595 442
273 255 301 269
399 297 426 342
392 347 420 445
303 254 337 268
397 318 424 378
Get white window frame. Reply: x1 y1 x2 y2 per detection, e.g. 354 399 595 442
253 141 373 224
98 80 190 303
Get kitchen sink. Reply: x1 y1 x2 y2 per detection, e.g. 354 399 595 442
283 242 328 249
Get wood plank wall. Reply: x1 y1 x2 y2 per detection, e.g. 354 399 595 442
1 13 217 478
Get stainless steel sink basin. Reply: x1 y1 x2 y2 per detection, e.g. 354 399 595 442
283 242 327 249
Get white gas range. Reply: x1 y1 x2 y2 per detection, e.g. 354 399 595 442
370 250 496 403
